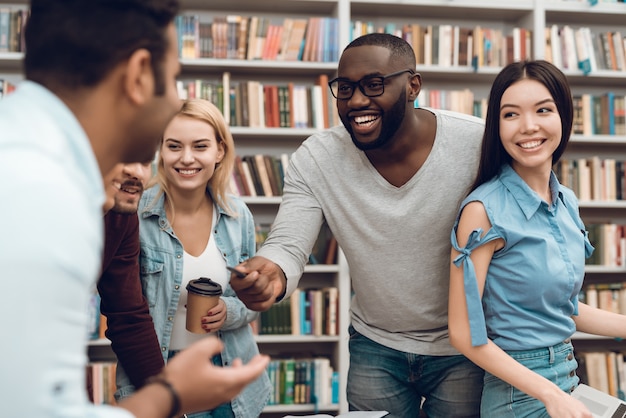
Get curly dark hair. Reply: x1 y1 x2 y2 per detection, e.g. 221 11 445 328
345 32 416 69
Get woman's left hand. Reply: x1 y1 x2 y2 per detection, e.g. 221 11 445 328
201 298 227 333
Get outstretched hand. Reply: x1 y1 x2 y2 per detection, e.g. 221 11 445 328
228 256 286 312
118 337 269 418
164 337 270 414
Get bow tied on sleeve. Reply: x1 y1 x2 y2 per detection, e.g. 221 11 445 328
451 227 500 346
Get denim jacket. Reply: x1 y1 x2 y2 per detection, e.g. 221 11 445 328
115 185 270 418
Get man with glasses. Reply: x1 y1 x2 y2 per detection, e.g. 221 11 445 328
231 33 485 417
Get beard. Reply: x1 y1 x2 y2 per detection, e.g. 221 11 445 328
111 179 144 214
112 200 140 214
343 90 407 151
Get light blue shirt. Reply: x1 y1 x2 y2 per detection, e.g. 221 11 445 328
452 164 594 350
0 82 132 417
115 185 270 417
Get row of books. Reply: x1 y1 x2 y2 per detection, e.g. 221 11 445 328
231 154 288 198
351 22 532 70
585 223 626 267
171 17 626 76
572 93 626 137
266 357 339 407
577 351 626 400
253 287 339 336
0 6 27 53
85 350 626 409
235 143 626 207
86 361 117 406
90 281 340 344
545 25 626 74
582 284 626 315
177 74 339 130
555 157 626 203
392 24 626 79
177 80 624 134
86 357 339 409
176 14 339 63
415 88 486 118
88 223 337 340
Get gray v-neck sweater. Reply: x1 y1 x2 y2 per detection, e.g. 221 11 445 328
258 108 484 355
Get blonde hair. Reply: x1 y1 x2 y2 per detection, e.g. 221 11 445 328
149 98 237 217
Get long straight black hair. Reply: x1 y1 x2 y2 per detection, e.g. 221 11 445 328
470 60 574 192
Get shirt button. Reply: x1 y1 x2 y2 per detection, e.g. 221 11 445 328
161 346 167 352
569 370 575 377
175 285 180 290
567 353 573 361
223 253 227 257
176 254 181 259
168 316 173 321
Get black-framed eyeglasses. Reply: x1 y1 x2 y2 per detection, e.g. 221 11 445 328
328 69 415 100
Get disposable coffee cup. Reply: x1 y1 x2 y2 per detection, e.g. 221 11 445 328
185 277 222 334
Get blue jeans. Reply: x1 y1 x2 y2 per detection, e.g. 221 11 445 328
168 351 235 418
481 340 579 418
347 325 483 418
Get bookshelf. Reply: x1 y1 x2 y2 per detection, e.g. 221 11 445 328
173 0 626 410
541 3 626 400
2 0 626 411
172 2 351 415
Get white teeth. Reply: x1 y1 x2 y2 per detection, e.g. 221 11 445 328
354 115 378 124
179 169 199 175
519 140 542 149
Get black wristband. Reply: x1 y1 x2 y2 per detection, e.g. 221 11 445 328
146 375 181 418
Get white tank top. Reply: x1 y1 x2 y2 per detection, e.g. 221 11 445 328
169 208 227 350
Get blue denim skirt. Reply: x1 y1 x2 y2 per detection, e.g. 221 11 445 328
481 340 579 418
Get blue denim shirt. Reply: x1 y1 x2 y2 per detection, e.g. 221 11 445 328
116 185 270 417
452 164 594 351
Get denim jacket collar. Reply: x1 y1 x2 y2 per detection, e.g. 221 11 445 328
140 185 233 225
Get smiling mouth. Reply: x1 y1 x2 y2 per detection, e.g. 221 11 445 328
118 180 143 194
519 139 544 149
353 114 380 127
120 186 140 194
176 168 201 175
